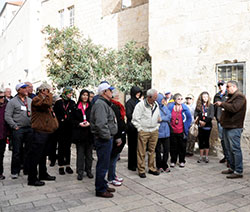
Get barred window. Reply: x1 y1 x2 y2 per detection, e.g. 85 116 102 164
216 62 246 94
68 6 75 27
58 9 64 29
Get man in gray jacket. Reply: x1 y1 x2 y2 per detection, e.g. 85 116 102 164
5 83 32 179
90 82 118 198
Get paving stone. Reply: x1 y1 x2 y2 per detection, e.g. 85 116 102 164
161 202 193 212
33 197 64 207
0 200 10 207
52 199 83 211
1 202 34 212
9 194 47 205
202 203 237 212
186 201 211 211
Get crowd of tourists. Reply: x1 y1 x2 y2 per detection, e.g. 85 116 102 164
0 79 246 198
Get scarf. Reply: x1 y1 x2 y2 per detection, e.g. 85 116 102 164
61 87 73 100
111 99 125 120
78 102 89 121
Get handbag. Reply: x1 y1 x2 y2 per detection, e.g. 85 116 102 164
189 117 199 137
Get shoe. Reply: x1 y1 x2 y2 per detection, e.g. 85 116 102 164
148 170 160 175
11 174 18 179
50 160 56 167
197 159 202 163
106 187 115 192
158 168 164 173
65 167 73 174
0 175 5 180
139 173 146 178
227 162 230 168
165 168 171 173
28 180 45 186
77 174 83 181
226 173 243 179
115 176 123 182
96 191 113 198
186 153 193 157
109 180 122 186
128 167 136 171
179 163 185 168
39 174 56 181
205 158 209 163
219 157 226 163
59 168 65 175
221 169 234 174
87 172 94 179
170 163 175 168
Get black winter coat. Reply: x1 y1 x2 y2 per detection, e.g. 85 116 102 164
71 103 92 143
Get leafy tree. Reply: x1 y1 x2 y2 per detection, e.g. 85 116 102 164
42 25 151 92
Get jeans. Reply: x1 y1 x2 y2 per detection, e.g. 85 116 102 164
108 153 120 181
155 137 170 169
223 128 243 174
11 127 33 175
217 123 228 160
95 138 113 193
28 130 49 183
0 139 6 175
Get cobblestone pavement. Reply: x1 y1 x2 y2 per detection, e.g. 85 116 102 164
1 145 250 212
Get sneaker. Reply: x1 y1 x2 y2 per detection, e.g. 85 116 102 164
179 163 185 168
170 163 175 168
109 180 122 186
226 173 243 179
11 174 18 179
158 168 164 173
221 169 234 174
0 175 5 180
205 158 209 163
115 176 123 182
65 166 73 174
165 168 171 173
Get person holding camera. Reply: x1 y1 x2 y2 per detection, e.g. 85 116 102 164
71 89 93 181
27 83 58 186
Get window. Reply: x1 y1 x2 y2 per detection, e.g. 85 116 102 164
122 0 132 9
216 62 246 94
68 6 75 27
58 9 64 29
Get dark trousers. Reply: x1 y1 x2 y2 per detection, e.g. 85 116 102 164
28 130 49 183
58 130 72 166
0 139 6 175
76 141 93 175
95 138 113 193
48 131 58 163
155 137 170 169
127 127 138 170
170 133 186 164
11 127 33 175
198 128 211 149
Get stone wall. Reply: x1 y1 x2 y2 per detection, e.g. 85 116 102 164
149 0 250 156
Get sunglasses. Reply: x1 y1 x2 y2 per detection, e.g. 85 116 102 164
177 98 183 100
226 85 233 88
218 84 224 86
0 96 4 99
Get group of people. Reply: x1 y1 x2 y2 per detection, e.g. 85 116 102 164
0 79 247 199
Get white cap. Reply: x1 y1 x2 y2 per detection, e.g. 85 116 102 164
15 83 28 91
97 83 114 94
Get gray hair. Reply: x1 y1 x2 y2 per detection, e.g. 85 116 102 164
228 80 238 88
38 82 51 91
173 93 182 101
147 89 157 97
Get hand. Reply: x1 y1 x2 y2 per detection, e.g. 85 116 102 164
80 121 90 127
214 101 222 106
158 116 162 122
116 138 122 146
15 127 19 130
199 120 206 127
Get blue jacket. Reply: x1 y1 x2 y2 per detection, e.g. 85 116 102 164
156 94 171 138
168 102 192 137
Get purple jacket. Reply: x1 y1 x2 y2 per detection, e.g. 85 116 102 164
0 103 7 139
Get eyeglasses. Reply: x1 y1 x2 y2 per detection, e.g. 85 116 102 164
0 96 4 99
177 98 183 100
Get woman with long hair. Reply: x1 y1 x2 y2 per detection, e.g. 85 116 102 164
168 93 192 168
195 91 214 163
71 89 93 180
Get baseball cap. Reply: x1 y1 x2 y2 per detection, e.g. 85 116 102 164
217 80 225 86
185 94 194 99
15 83 28 91
165 91 171 95
98 83 114 94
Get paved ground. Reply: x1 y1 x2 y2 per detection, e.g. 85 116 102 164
1 145 250 212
